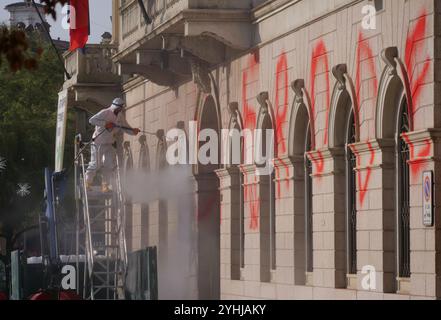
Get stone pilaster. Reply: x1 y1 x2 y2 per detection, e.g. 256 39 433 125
404 129 441 298
350 139 396 293
215 167 242 281
239 164 272 282
307 148 346 288
272 156 296 285
194 172 220 299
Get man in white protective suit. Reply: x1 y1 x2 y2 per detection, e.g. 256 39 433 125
85 97 140 192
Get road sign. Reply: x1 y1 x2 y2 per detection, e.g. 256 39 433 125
423 171 434 227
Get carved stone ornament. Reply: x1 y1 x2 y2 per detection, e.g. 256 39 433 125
256 91 269 115
332 64 347 90
381 47 398 75
190 58 212 94
291 79 305 103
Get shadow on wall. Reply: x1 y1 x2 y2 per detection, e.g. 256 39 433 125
123 165 199 299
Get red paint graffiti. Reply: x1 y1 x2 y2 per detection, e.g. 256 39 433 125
401 9 431 178
405 9 431 120
308 40 330 176
274 51 290 198
351 142 375 206
403 9 432 179
402 133 432 180
197 194 219 221
310 40 331 146
354 31 378 205
308 150 324 174
243 171 260 230
355 32 378 111
242 51 260 230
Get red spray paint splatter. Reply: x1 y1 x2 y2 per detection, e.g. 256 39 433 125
405 10 430 120
243 171 260 230
402 9 431 177
197 194 219 221
354 31 378 205
308 40 330 176
402 133 432 180
310 40 330 146
274 51 290 198
242 51 260 230
351 142 375 206
308 150 324 174
355 32 378 112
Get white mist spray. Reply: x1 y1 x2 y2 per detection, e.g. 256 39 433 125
123 165 198 299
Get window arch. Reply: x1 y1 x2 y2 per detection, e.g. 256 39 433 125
195 94 221 299
256 94 277 279
226 104 245 279
288 85 314 285
156 135 169 263
304 125 313 274
345 111 357 276
376 48 413 290
396 96 410 279
123 141 134 253
329 76 358 283
138 135 150 249
261 113 276 271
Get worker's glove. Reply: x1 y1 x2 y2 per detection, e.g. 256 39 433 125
105 122 115 130
133 128 141 135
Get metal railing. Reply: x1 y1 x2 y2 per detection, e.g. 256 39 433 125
121 0 183 39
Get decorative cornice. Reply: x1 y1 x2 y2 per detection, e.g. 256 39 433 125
402 129 441 144
349 138 394 154
239 163 257 175
215 166 241 179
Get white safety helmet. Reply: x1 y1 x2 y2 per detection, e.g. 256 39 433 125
111 97 125 109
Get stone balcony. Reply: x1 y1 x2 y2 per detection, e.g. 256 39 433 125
115 0 256 87
62 44 122 112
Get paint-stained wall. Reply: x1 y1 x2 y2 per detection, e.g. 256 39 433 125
119 0 439 299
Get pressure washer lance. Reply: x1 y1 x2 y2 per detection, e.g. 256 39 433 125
113 125 158 136
114 125 175 141
73 125 162 164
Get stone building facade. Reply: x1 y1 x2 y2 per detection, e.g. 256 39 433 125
63 0 441 299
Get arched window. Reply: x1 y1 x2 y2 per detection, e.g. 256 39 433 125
139 135 150 249
227 107 245 279
261 115 276 271
123 141 134 252
304 125 313 274
156 136 168 261
257 108 276 279
376 58 413 291
397 99 410 278
196 95 221 299
289 95 312 285
345 111 357 276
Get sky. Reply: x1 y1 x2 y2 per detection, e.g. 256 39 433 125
0 0 112 44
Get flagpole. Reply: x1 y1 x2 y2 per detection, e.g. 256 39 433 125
31 0 71 79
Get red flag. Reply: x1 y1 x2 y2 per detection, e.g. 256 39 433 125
69 0 90 51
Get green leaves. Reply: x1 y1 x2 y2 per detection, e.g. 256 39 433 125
0 37 65 239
